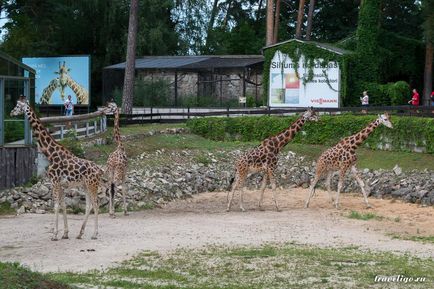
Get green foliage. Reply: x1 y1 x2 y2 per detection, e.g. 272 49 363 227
363 81 411 105
348 211 384 221
133 79 170 107
4 119 24 144
187 115 434 153
59 130 85 158
0 262 71 289
0 202 15 215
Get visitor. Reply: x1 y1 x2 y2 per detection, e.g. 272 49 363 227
408 89 420 106
360 90 369 114
430 91 434 106
64 95 74 116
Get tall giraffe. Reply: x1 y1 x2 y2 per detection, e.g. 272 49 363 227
10 97 107 240
101 102 129 217
304 113 393 209
227 108 319 212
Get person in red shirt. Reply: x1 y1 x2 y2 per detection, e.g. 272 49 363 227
408 89 420 106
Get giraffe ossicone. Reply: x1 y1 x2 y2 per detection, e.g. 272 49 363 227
304 112 393 209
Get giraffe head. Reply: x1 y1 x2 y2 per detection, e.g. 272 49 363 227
302 107 319 122
10 96 29 117
100 101 118 115
378 112 393 128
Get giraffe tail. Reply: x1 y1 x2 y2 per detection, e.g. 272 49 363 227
227 175 235 191
110 183 115 201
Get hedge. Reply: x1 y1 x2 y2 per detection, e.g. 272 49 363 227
186 115 434 154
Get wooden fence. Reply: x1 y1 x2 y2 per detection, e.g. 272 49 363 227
0 146 37 190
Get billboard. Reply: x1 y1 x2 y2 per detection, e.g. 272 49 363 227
22 56 90 105
269 50 339 108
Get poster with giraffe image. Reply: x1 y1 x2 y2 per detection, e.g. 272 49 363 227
22 56 90 105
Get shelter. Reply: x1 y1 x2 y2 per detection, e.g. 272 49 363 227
0 51 36 189
103 55 264 107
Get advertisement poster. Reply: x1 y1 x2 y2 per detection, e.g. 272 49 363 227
269 50 340 108
22 56 90 105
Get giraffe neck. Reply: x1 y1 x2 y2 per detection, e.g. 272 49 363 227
270 116 307 151
25 105 73 161
113 108 122 146
346 119 380 148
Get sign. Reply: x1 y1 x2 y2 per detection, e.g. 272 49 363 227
239 97 246 104
269 50 339 108
22 56 90 105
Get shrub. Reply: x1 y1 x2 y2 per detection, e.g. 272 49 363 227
59 129 85 157
187 115 434 153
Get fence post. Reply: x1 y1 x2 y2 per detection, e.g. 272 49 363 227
94 120 98 133
60 126 64 139
227 107 230 117
86 122 89 136
150 107 153 121
188 107 190 119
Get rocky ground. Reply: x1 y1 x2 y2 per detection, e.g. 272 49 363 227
1 148 433 214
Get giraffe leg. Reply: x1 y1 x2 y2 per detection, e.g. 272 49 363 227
351 166 371 208
335 170 346 209
226 174 238 212
268 171 280 212
109 183 115 218
51 183 61 241
122 181 129 216
91 192 99 240
257 174 269 210
325 172 335 203
239 185 246 212
77 190 93 239
60 190 69 239
304 174 321 208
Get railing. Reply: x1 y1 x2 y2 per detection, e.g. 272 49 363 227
112 105 434 125
41 111 107 140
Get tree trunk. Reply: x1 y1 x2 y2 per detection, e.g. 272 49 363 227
423 41 433 106
121 0 139 114
295 0 306 39
272 0 280 43
266 0 274 46
222 0 233 30
305 0 315 40
256 0 264 21
205 0 219 48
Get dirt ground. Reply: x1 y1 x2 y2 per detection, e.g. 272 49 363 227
1 187 434 273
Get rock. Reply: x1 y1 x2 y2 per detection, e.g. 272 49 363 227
17 206 25 215
393 165 402 176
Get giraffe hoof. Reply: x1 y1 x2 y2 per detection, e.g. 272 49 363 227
240 208 246 212
62 235 69 240
366 204 372 209
259 206 265 211
276 208 281 212
109 214 116 219
76 235 82 240
124 212 129 216
51 237 58 241
91 236 98 240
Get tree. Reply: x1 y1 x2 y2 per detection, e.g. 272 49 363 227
266 0 274 45
305 0 315 40
295 0 306 39
422 0 434 105
272 0 280 43
121 0 139 114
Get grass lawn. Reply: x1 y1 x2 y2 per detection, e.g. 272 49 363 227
0 202 15 216
82 123 434 171
0 262 71 289
49 243 434 289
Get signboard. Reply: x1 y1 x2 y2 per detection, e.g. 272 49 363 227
269 50 339 108
22 56 90 105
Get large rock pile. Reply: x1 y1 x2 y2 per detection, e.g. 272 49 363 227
0 149 433 214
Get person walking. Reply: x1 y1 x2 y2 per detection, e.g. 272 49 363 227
360 90 369 113
408 89 420 106
64 95 74 116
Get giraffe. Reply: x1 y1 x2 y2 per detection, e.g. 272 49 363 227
227 108 319 212
10 96 107 240
304 113 393 209
100 102 129 217
40 62 89 105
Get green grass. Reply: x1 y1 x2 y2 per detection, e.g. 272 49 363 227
49 243 434 289
390 234 434 245
0 262 71 289
0 202 15 216
347 210 384 221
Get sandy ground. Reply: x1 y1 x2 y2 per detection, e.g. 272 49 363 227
1 187 434 273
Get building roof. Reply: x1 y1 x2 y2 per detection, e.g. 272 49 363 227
104 55 264 70
262 39 351 55
0 51 36 74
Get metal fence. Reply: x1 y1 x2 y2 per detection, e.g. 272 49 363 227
109 105 434 125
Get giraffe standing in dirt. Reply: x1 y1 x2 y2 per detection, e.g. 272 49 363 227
10 96 107 240
102 102 129 217
304 113 393 209
227 108 319 212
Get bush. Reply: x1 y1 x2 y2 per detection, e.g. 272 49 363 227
59 130 85 157
187 114 434 153
361 81 410 106
134 79 170 106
